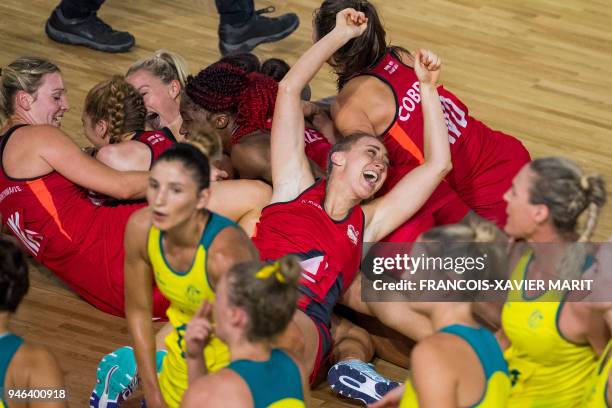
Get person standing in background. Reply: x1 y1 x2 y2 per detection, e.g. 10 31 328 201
45 0 135 53
216 1 299 55
45 0 299 55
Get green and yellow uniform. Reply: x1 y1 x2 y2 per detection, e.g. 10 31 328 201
226 349 305 408
502 251 597 408
399 324 510 407
149 212 235 408
583 341 612 408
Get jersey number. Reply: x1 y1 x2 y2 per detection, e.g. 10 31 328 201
397 82 468 144
440 96 468 144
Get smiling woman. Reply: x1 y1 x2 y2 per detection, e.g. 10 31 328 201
314 0 531 242
81 75 176 174
0 57 69 127
126 49 190 140
0 56 153 317
250 10 452 403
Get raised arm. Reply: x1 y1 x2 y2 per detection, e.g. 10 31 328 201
36 126 147 199
363 50 452 242
123 210 167 408
270 8 368 203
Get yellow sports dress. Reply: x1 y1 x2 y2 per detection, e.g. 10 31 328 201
399 324 510 407
502 251 597 408
583 340 612 408
149 212 235 408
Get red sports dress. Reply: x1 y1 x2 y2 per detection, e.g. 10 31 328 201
89 129 176 206
302 127 331 171
361 50 530 230
131 128 176 167
252 179 364 381
0 125 169 318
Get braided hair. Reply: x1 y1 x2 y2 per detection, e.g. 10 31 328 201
84 75 146 143
184 62 278 145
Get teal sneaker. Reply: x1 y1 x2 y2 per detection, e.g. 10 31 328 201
90 346 138 408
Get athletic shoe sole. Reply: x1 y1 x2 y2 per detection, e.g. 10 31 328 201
45 21 134 53
328 363 400 405
90 347 138 408
219 17 299 55
90 365 119 408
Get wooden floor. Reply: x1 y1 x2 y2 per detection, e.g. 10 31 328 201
1 0 611 406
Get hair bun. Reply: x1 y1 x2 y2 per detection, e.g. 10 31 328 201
245 70 273 86
580 175 590 191
277 256 301 286
186 139 211 157
472 222 497 243
585 174 607 207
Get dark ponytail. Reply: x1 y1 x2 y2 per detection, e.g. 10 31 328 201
0 237 29 313
314 0 388 89
259 58 311 100
260 58 291 82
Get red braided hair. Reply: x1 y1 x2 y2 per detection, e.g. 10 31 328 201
185 62 278 145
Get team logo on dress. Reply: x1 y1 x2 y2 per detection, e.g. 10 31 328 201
7 211 42 256
146 134 166 146
347 225 359 245
528 309 544 329
299 255 328 283
186 284 202 304
384 61 399 75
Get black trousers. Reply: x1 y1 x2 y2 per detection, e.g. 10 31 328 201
215 0 254 26
58 0 254 26
58 0 105 18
